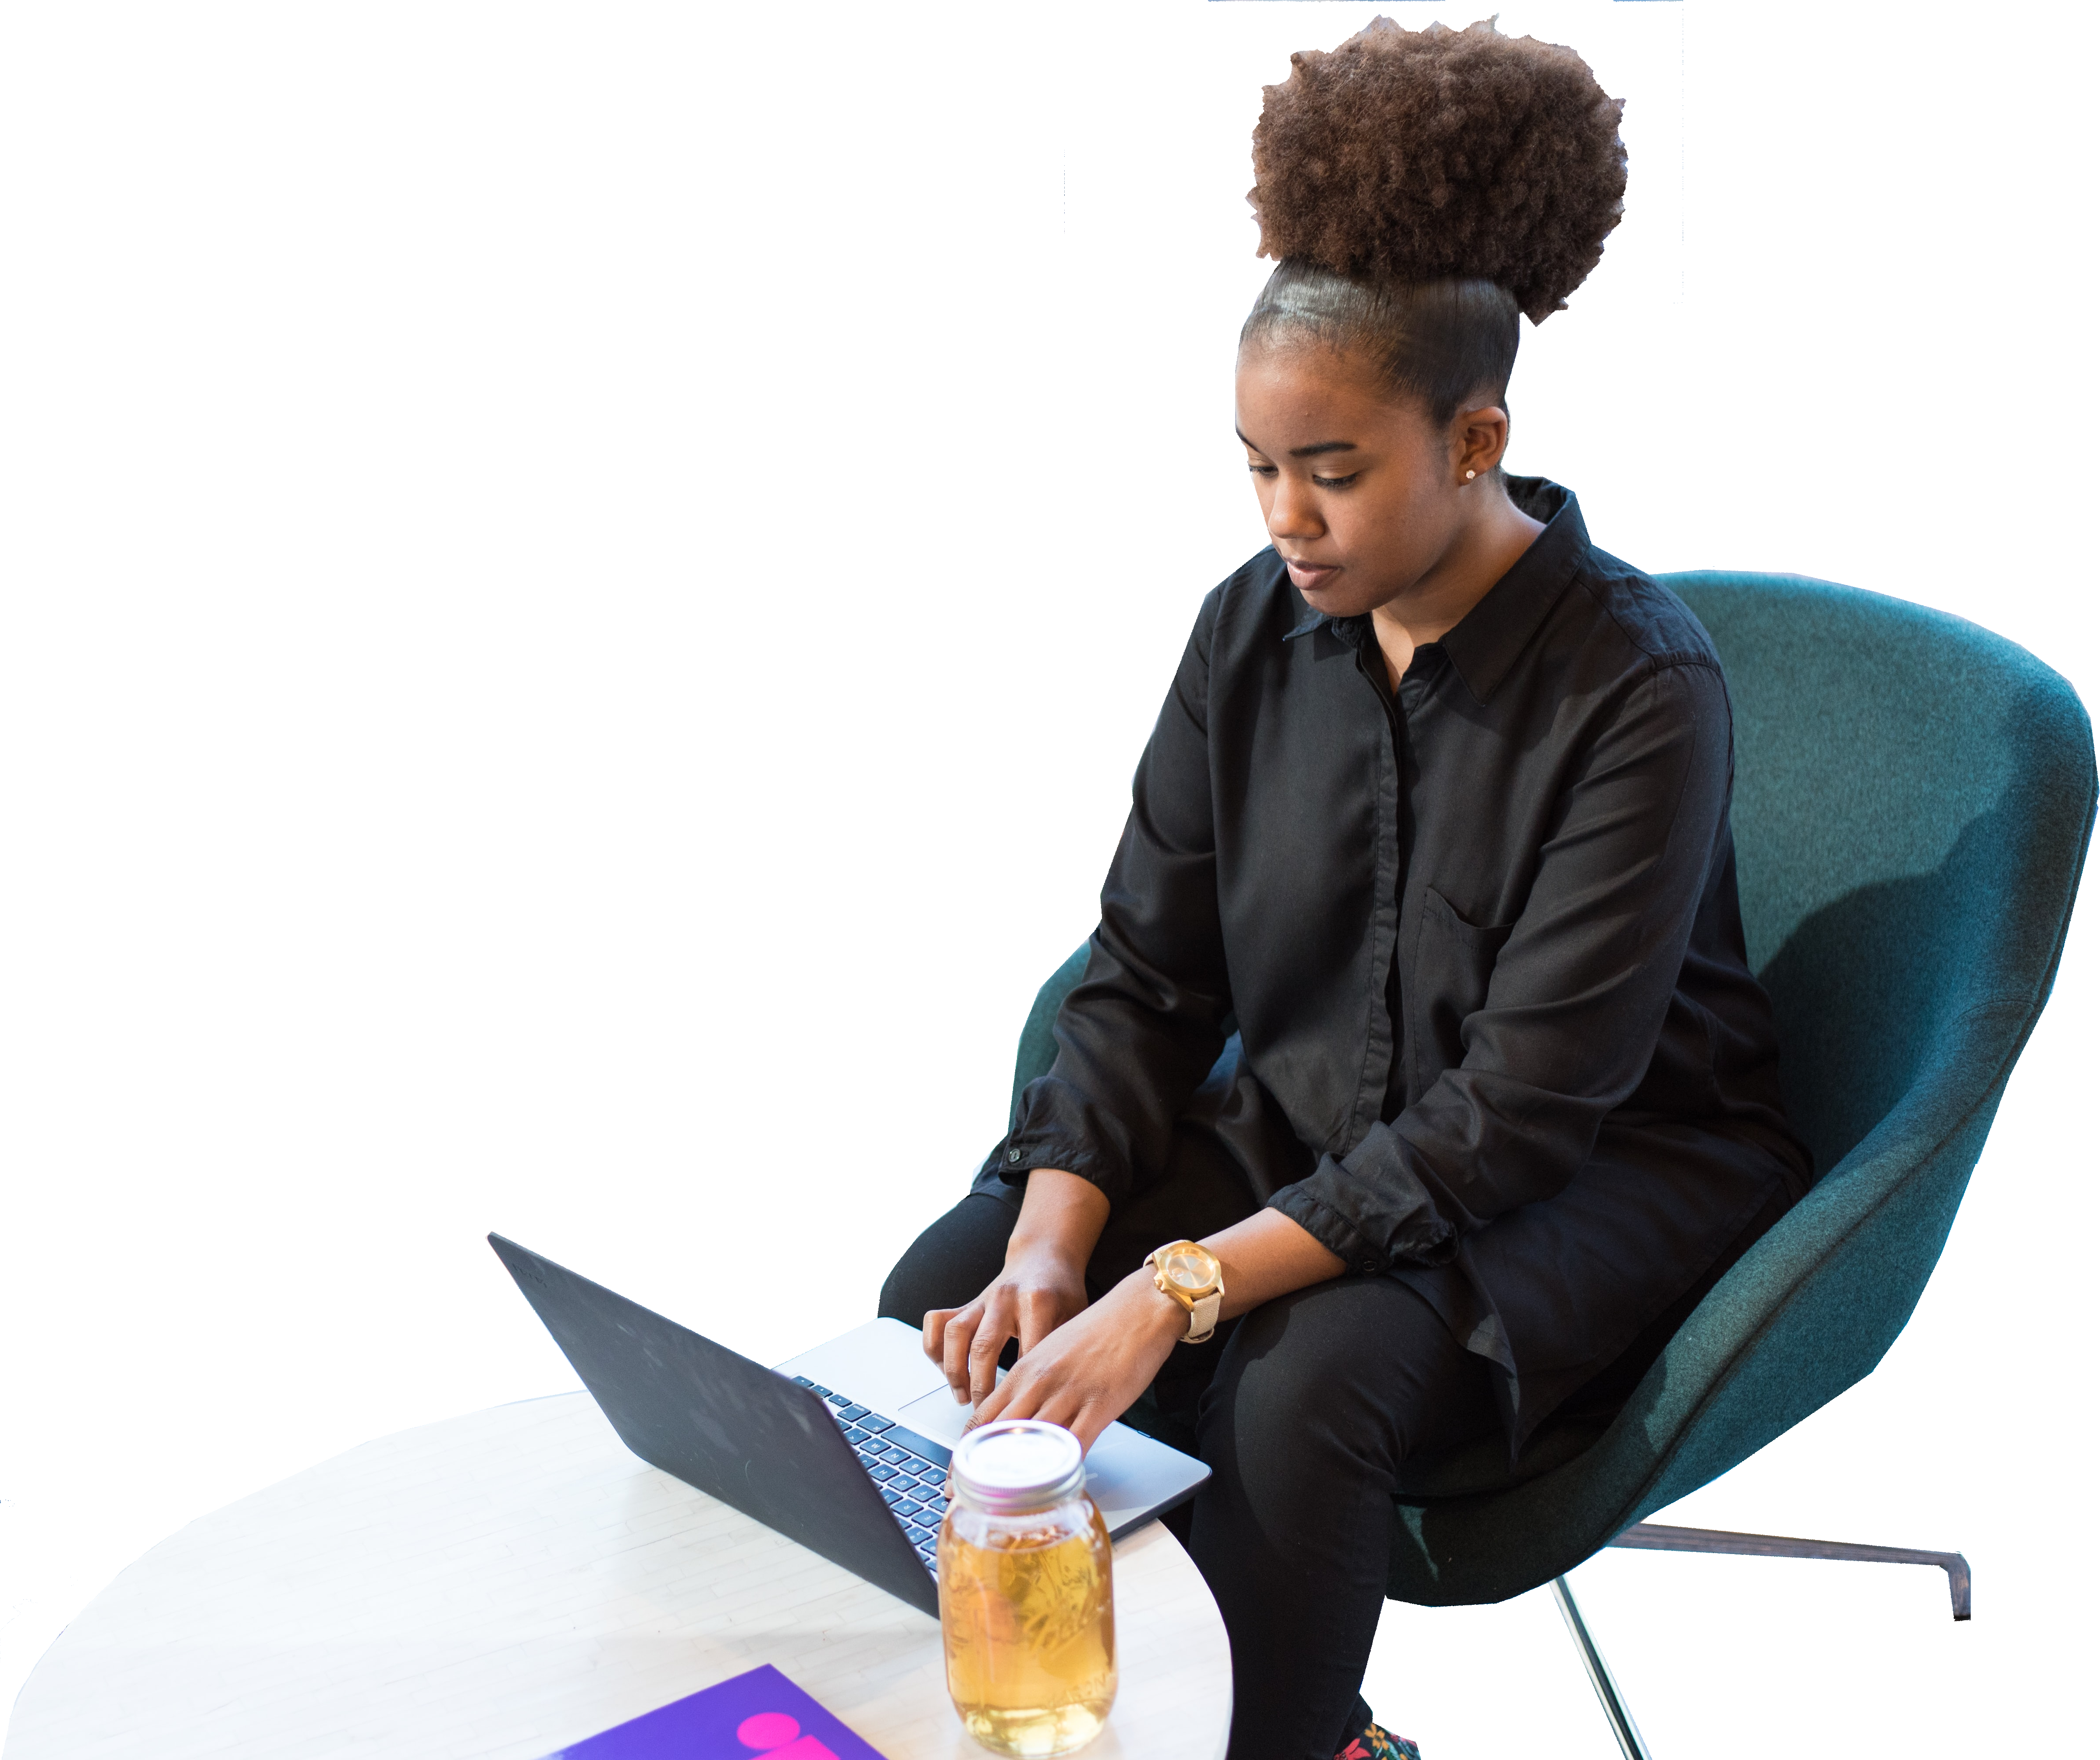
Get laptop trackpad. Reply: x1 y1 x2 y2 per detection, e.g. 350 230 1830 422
896 1381 988 1448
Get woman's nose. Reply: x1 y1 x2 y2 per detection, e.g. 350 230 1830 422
1266 476 1322 541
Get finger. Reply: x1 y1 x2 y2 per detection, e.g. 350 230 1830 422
966 1369 1025 1436
942 1302 987 1400
981 1396 1106 1452
1015 1380 1099 1451
968 1293 1016 1407
1065 1396 1114 1454
922 1307 956 1363
1032 1386 1086 1434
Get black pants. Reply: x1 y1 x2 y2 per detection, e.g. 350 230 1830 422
880 1189 1499 1760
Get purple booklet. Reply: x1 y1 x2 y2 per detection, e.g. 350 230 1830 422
539 1664 893 1760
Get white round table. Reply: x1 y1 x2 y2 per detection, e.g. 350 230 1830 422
4 1394 1231 1760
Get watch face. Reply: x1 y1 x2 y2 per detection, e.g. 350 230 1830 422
1162 1248 1214 1293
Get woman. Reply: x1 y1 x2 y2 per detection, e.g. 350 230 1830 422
880 20 1810 1758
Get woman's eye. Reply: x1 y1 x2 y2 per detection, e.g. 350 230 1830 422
1244 462 1354 488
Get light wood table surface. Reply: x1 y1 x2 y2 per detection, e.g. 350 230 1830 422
4 1392 1232 1760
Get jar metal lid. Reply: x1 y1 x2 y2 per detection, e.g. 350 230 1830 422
952 1419 1086 1512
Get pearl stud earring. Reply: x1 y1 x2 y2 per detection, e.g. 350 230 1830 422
1464 469 1477 480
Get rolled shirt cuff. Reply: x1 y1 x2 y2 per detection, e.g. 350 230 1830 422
1265 1120 1457 1274
972 1135 1118 1203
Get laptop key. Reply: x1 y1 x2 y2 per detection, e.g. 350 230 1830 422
867 1464 898 1483
906 1524 935 1546
893 1501 924 1522
860 1416 894 1434
826 1393 851 1407
880 1446 911 1465
839 1404 869 1422
844 1427 870 1446
880 1486 904 1505
878 1423 952 1469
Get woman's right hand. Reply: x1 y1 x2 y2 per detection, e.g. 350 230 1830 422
923 1245 1091 1408
921 1167 1112 1408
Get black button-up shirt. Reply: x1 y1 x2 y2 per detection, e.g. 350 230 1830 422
984 479 1810 1446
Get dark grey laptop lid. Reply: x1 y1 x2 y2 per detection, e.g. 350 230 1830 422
487 1233 938 1618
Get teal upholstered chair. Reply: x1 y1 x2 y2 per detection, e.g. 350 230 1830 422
1006 573 2095 1756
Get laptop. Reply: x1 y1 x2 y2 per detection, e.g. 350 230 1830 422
487 1234 1211 1619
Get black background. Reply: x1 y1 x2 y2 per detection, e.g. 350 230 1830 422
8 7 2075 1756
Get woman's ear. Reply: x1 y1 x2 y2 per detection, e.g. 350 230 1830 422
1452 404 1511 483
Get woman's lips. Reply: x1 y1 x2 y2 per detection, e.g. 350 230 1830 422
1283 557 1340 590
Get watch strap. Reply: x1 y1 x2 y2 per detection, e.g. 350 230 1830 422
1184 1288 1222 1345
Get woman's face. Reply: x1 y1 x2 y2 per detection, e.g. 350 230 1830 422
1234 341 1478 620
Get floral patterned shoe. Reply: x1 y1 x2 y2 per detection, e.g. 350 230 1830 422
1336 1722 1422 1760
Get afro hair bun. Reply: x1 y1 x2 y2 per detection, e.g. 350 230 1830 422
1250 17 1627 323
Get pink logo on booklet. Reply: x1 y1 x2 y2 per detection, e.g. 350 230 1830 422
737 1710 837 1756
540 1664 890 1760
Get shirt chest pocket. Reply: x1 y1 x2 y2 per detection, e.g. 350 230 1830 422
1411 887 1517 1085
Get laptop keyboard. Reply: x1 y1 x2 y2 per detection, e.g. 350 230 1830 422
792 1377 952 1577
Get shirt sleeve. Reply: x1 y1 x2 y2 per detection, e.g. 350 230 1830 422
1269 659 1733 1269
987 593 1233 1209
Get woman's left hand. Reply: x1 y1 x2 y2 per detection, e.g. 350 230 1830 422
966 1268 1186 1452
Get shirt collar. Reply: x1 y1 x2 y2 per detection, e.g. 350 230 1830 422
1280 477 1590 706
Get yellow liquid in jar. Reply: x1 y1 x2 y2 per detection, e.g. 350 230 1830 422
940 1506 1116 1758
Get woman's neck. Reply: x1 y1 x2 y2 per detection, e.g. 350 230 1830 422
1369 482 1545 690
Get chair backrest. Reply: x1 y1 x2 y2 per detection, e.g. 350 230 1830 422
1672 572 2094 1183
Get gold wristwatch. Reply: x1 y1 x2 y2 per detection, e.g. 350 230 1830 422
1149 1240 1225 1344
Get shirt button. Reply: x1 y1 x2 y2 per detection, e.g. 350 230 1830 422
1007 1148 1022 1163
1360 1260 1377 1275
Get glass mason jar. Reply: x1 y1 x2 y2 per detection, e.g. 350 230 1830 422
938 1419 1117 1757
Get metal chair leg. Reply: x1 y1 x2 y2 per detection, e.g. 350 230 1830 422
1550 1575 1653 1760
1608 1522 1972 1620
1549 1523 1971 1755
